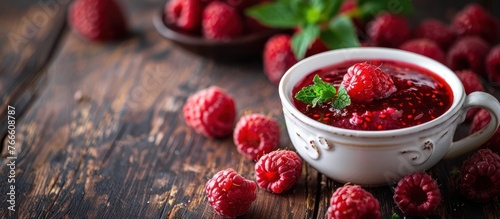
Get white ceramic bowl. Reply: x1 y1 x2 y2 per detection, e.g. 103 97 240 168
279 48 500 186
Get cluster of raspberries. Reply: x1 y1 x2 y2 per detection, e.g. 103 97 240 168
183 86 500 218
164 0 269 40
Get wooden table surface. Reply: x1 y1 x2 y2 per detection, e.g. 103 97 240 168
1 0 499 218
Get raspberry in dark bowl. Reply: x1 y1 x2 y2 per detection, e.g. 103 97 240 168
292 60 453 131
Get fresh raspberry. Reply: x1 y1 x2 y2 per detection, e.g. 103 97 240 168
205 168 257 218
202 1 243 39
393 172 441 217
414 19 456 50
349 107 403 130
164 0 202 32
183 86 236 138
342 63 397 103
446 36 490 75
486 45 500 83
451 3 500 44
263 34 298 85
255 150 302 194
459 149 500 202
367 13 412 48
399 39 446 63
233 114 280 161
456 70 485 120
470 109 500 153
69 0 128 41
327 185 381 219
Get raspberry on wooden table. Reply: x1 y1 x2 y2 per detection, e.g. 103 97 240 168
367 13 411 48
233 114 280 161
393 172 441 217
164 0 202 32
263 34 298 85
205 168 257 218
414 19 456 50
399 39 445 64
451 3 500 44
342 63 397 103
446 36 490 75
255 150 302 194
182 86 236 138
459 149 500 202
327 185 381 219
486 46 500 84
69 0 128 41
470 109 500 153
202 1 243 39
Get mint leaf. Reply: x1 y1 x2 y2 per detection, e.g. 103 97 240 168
320 15 360 50
246 2 301 28
294 75 350 109
321 0 343 21
357 0 413 21
295 75 336 107
291 24 320 60
332 86 351 109
392 213 400 219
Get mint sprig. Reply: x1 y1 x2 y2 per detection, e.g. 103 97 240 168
246 0 414 60
295 75 351 109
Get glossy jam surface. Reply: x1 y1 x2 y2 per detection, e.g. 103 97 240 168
292 60 453 131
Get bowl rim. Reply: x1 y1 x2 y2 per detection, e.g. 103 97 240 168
153 9 281 46
278 47 466 138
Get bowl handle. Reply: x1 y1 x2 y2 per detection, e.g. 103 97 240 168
445 92 500 159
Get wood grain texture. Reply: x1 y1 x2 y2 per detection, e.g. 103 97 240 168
0 0 499 218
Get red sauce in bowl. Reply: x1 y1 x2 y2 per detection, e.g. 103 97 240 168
292 60 453 130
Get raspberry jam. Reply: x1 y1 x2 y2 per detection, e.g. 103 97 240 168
292 60 453 131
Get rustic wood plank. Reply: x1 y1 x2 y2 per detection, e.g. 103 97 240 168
0 0 68 119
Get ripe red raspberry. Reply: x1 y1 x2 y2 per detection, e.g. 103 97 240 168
414 19 456 50
367 13 411 48
255 150 302 194
342 63 397 103
446 36 490 75
263 34 298 85
327 185 381 219
459 149 500 202
456 70 485 120
205 168 257 218
183 86 236 138
393 172 441 217
452 3 500 44
486 45 500 84
164 0 202 32
202 1 243 39
69 0 128 41
399 39 446 64
470 109 500 153
233 114 280 161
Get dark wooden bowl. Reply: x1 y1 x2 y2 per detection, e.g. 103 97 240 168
153 10 280 60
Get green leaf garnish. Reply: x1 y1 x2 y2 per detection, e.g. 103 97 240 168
392 213 400 219
320 15 360 49
246 0 414 59
295 74 351 109
357 0 414 21
245 2 301 28
291 24 320 60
